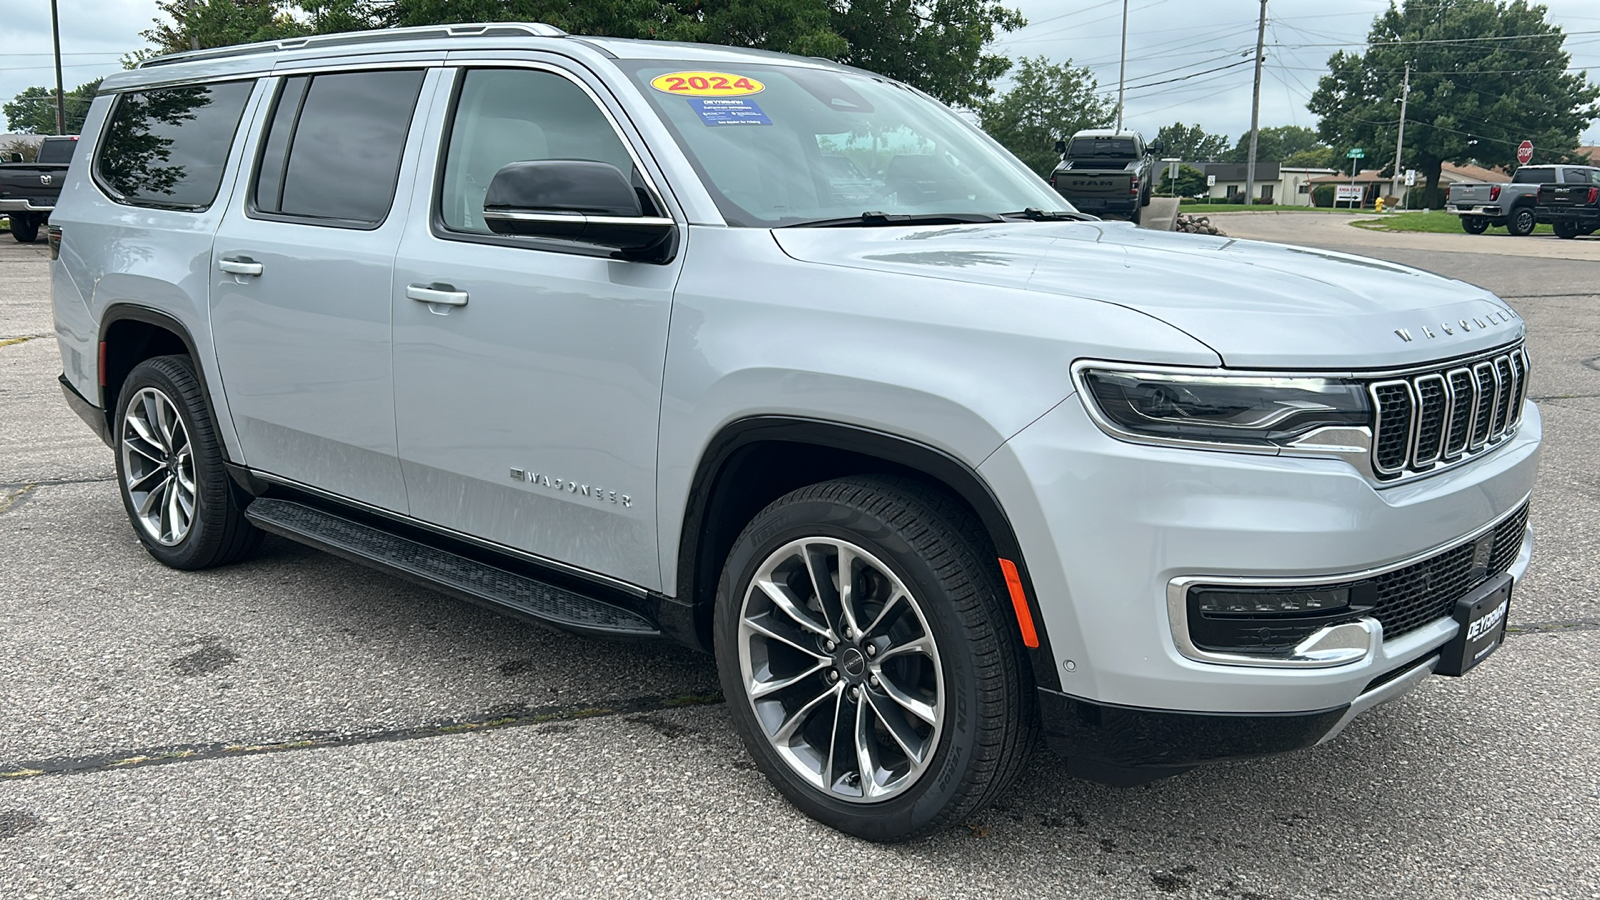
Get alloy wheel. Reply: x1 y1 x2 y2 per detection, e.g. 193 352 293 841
120 386 196 546
737 537 944 803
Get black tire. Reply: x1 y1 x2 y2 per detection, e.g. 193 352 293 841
1460 216 1490 235
1129 203 1143 225
1553 220 1580 240
1506 205 1537 236
9 215 39 243
714 476 1036 842
113 355 261 569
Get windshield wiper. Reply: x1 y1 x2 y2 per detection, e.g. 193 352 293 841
781 211 1008 228
1000 208 1094 222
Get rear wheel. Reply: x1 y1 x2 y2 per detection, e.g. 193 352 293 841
114 356 261 569
1506 206 1537 236
9 214 39 243
1460 216 1490 235
714 476 1036 842
1553 220 1580 240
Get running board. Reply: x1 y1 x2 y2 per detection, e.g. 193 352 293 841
244 498 660 638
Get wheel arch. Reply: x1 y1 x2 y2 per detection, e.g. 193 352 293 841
674 416 1061 691
98 304 233 464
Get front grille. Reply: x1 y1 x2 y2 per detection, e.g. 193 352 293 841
1368 345 1528 480
1363 501 1528 640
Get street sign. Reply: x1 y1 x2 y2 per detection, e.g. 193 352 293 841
1335 185 1363 203
1517 140 1534 165
1206 174 1216 187
1405 169 1416 187
1347 147 1365 159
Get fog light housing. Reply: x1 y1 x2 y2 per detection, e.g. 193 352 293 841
1188 584 1371 656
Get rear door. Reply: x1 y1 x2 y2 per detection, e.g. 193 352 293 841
210 63 441 512
388 61 682 589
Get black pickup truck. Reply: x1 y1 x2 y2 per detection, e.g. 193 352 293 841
1535 166 1600 239
0 134 79 243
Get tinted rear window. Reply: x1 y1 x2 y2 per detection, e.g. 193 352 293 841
1068 138 1138 160
95 81 254 210
1512 167 1556 184
253 69 425 226
38 138 78 164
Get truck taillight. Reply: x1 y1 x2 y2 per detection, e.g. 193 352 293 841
1129 177 1139 195
1049 175 1056 186
1489 185 1501 201
1589 187 1598 204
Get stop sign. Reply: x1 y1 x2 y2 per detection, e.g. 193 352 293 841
1517 140 1534 165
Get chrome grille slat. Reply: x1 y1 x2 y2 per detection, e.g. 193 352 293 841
1370 345 1527 482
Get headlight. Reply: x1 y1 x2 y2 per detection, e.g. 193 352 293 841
1075 365 1371 449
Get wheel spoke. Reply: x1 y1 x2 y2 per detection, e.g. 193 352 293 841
771 682 841 744
756 576 830 639
744 613 830 660
866 691 928 767
125 414 163 457
835 543 862 637
749 659 829 699
164 475 183 541
128 466 166 494
137 477 168 519
872 669 938 726
802 543 843 638
852 696 881 798
860 590 908 638
874 633 934 664
140 393 167 452
156 396 177 450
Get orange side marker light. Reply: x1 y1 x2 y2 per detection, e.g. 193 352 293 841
998 558 1039 648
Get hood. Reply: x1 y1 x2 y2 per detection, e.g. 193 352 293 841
771 221 1524 369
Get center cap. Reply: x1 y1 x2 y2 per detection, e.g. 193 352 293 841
840 647 866 678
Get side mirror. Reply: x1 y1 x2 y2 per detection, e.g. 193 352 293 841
1054 140 1067 155
1149 140 1166 155
482 160 674 260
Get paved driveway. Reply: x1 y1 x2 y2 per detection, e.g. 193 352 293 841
1 227 1596 899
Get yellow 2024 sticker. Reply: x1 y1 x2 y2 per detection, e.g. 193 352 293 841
650 71 765 97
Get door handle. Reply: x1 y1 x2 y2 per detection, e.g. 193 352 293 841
218 256 263 276
406 283 469 307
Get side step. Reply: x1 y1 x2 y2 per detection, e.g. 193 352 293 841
244 498 660 638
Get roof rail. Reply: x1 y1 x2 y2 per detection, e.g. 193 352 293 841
137 22 566 68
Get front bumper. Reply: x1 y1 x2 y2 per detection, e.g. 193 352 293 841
979 392 1539 776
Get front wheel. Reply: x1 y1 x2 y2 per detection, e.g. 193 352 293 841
1460 216 1490 235
114 356 261 569
9 214 39 243
714 476 1036 842
1506 206 1537 236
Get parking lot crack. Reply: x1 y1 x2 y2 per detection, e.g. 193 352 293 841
1506 618 1600 636
0 336 39 351
0 690 724 781
0 484 36 516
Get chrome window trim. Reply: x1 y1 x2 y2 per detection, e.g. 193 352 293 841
1166 493 1533 669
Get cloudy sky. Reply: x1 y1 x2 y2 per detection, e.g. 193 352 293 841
4 0 1598 145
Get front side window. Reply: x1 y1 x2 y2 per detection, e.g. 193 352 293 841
95 80 254 210
253 69 426 226
622 61 1069 227
438 68 638 235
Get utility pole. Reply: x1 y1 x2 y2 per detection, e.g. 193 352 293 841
1390 62 1411 206
1245 0 1267 207
1115 0 1129 131
50 0 66 134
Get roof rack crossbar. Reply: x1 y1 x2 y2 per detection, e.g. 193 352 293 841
137 22 566 68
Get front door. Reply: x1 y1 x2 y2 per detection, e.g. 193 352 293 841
211 66 439 512
390 65 682 589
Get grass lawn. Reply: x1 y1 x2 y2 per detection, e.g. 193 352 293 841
1176 202 1361 214
1351 211 1554 235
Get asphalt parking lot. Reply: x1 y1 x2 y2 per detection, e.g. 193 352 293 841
2 220 1598 899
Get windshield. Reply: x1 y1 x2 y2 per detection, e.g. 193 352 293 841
1067 138 1138 160
620 61 1074 227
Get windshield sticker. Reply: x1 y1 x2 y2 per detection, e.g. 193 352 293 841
689 97 772 127
651 71 765 97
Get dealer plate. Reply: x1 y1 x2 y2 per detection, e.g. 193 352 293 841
1435 574 1512 677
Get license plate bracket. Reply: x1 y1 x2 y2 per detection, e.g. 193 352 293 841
1435 574 1512 677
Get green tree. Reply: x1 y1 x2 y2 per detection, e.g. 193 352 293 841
1222 125 1326 164
3 78 104 134
1158 163 1208 197
1153 122 1229 161
1282 145 1337 169
143 0 310 54
1308 0 1599 207
978 56 1114 177
833 0 1024 106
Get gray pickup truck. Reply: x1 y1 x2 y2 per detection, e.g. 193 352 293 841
0 134 79 242
1445 165 1595 236
1048 129 1159 223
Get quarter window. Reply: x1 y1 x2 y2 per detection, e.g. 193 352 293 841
439 68 639 234
95 80 254 211
253 69 426 226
